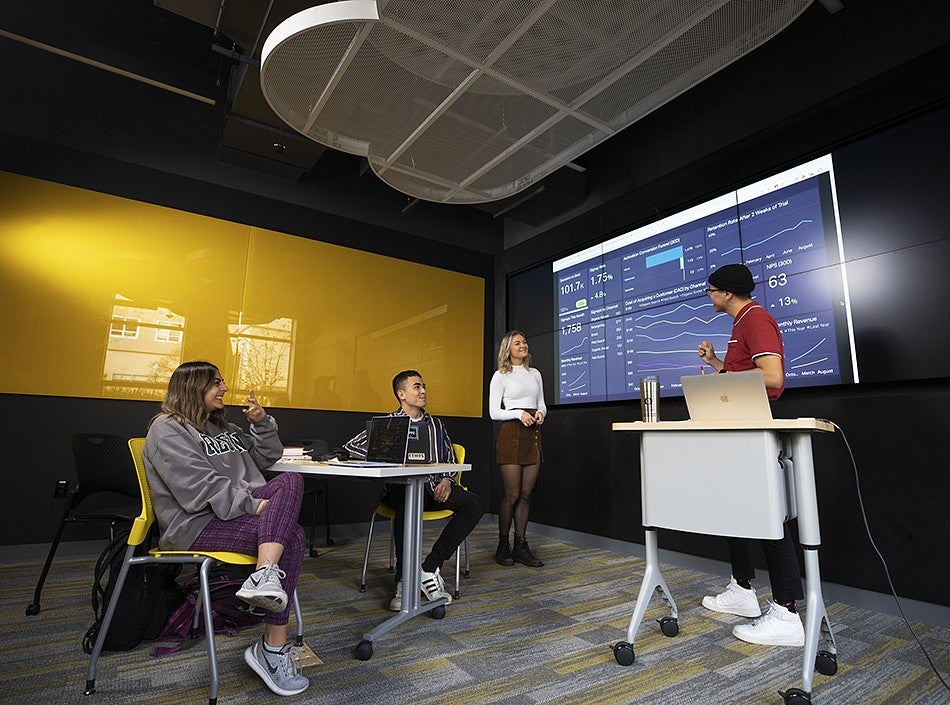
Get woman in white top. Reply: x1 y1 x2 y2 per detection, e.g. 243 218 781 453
489 331 547 567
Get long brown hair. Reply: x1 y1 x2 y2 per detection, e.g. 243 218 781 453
497 330 531 373
152 360 227 432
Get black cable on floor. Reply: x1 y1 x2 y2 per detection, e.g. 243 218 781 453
828 420 949 692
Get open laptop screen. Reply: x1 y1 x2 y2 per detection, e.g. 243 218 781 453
364 415 411 464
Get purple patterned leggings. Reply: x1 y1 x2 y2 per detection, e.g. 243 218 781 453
191 472 305 625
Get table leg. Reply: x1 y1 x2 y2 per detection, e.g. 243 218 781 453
615 528 678 666
788 434 837 698
360 477 447 646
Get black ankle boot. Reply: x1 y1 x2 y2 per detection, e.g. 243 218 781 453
494 536 514 566
512 537 544 567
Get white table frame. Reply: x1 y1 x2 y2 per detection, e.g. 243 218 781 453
611 419 838 703
273 461 469 660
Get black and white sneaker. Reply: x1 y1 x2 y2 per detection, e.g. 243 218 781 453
420 568 452 604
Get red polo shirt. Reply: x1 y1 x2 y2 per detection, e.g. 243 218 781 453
723 301 786 400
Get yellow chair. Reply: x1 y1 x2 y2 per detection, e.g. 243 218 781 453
84 438 303 705
359 443 470 598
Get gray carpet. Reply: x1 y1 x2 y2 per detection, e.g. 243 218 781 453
3 525 948 705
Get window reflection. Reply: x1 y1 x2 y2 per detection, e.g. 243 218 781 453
102 298 185 399
229 317 295 406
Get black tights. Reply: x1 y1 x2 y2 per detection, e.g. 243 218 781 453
498 463 540 539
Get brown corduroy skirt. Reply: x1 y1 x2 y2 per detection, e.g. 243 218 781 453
496 412 542 465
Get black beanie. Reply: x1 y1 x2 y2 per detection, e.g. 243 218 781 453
708 263 754 294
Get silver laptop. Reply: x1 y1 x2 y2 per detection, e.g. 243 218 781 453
680 370 773 421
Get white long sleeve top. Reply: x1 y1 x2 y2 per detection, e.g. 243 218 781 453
489 365 547 421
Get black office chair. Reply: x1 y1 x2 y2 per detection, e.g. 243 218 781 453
284 438 333 558
26 434 141 615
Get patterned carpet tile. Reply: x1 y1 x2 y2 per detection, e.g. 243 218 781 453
2 525 948 705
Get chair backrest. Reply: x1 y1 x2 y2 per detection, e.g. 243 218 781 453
451 443 465 484
126 438 158 548
71 434 140 501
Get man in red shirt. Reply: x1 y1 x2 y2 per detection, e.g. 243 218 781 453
696 263 804 647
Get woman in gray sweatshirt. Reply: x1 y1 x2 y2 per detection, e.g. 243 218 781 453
143 360 309 696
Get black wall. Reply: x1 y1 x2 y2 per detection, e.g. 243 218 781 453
491 7 950 607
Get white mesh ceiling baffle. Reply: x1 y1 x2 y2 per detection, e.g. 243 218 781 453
260 0 814 205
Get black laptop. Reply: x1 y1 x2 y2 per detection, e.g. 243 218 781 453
343 415 410 466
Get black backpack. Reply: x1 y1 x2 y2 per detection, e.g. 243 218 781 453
82 525 185 654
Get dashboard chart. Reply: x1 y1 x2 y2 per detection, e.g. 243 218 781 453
554 155 857 403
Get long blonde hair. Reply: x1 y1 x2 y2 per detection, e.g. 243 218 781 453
497 330 531 373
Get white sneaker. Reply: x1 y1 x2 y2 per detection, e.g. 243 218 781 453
420 567 452 604
235 564 288 613
732 601 804 646
702 578 761 618
388 581 403 611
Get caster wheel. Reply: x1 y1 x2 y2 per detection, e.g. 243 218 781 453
815 650 838 676
429 605 446 620
309 549 319 558
613 642 635 666
327 538 335 546
25 603 40 616
658 616 679 637
779 687 811 704
355 640 373 661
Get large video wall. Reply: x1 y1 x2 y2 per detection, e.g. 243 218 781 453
554 155 855 402
510 103 950 405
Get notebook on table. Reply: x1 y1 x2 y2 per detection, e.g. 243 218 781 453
339 415 411 466
680 370 773 421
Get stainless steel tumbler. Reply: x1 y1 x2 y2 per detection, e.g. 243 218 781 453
639 375 660 422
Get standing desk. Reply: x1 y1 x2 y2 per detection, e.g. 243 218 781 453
273 460 470 661
611 419 838 705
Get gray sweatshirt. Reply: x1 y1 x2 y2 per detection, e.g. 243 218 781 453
143 413 283 550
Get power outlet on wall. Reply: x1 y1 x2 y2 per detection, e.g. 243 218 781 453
53 480 69 498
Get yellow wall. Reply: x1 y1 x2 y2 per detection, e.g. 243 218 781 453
0 171 484 417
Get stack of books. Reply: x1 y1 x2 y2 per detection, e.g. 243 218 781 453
280 446 307 461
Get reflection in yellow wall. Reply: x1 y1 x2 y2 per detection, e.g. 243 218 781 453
0 171 484 417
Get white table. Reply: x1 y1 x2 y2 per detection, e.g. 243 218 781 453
611 419 838 705
273 460 470 660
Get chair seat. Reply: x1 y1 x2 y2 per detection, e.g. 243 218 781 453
422 509 454 520
149 549 258 564
372 503 457 522
373 504 395 520
68 507 140 522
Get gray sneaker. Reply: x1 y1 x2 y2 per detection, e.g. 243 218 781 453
236 564 288 613
244 638 310 696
